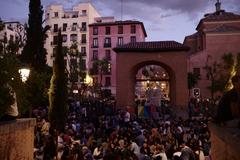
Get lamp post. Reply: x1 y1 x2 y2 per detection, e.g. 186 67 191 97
19 68 30 82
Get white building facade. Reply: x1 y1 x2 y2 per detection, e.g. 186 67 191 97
44 3 100 84
0 21 25 54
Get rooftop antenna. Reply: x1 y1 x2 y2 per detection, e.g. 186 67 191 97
121 0 123 20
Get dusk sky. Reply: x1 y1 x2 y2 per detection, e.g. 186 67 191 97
0 0 239 42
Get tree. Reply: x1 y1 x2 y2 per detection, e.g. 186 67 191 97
222 52 240 91
203 56 223 99
20 0 50 72
203 53 240 99
48 29 68 131
68 42 86 83
0 54 22 118
89 58 110 87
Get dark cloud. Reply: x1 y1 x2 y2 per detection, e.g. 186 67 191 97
1 0 240 42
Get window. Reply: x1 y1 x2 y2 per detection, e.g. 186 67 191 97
63 23 67 31
53 24 58 32
105 50 111 60
52 47 57 57
81 22 87 31
104 38 111 47
118 25 123 34
72 23 77 31
131 25 136 34
81 34 86 43
93 38 98 48
53 36 58 45
82 10 87 16
93 26 98 35
105 77 111 86
93 50 98 60
81 47 86 55
193 68 200 77
62 35 67 42
130 36 136 43
105 26 111 35
70 34 77 41
80 59 86 70
54 12 58 17
117 37 123 46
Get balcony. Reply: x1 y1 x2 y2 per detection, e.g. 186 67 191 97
81 39 87 44
80 52 86 56
104 43 112 48
80 13 87 17
80 28 87 32
92 44 98 48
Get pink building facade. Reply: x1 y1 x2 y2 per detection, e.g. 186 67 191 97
89 17 147 95
184 1 240 98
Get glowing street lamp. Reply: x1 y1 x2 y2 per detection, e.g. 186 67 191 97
18 68 30 82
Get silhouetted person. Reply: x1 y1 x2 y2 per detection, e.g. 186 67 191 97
216 75 240 127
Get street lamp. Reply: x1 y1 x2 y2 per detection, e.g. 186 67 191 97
18 68 30 82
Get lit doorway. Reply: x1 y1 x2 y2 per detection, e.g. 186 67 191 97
135 65 170 104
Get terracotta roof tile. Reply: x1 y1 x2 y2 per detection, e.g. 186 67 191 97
113 41 189 52
196 10 240 30
203 11 240 22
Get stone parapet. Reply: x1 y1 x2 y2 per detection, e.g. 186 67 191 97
210 123 240 160
0 118 36 160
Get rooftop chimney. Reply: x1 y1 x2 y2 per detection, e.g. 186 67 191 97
215 0 221 12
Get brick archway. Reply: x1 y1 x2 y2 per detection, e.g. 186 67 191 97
114 41 189 110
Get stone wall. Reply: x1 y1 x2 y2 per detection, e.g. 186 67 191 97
0 118 36 160
210 123 240 160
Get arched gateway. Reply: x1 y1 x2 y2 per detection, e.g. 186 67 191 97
114 41 189 110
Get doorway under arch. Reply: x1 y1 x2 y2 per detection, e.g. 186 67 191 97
135 64 171 103
114 41 189 111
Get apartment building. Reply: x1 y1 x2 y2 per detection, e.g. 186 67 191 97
44 3 100 84
89 17 147 95
0 21 25 54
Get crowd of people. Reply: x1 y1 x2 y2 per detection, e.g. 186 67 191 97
32 97 211 160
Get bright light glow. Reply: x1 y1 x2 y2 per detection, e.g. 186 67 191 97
161 82 166 89
85 74 93 85
18 68 30 82
73 89 78 94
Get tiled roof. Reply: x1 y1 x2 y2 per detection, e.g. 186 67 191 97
89 20 142 26
89 20 147 37
203 11 240 22
196 10 240 30
206 25 240 33
113 41 189 52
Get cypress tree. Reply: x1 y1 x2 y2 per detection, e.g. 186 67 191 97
48 29 68 131
21 0 48 72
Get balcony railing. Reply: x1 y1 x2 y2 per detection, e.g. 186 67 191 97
81 40 87 44
80 52 86 56
92 44 98 48
104 43 111 48
80 28 87 32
